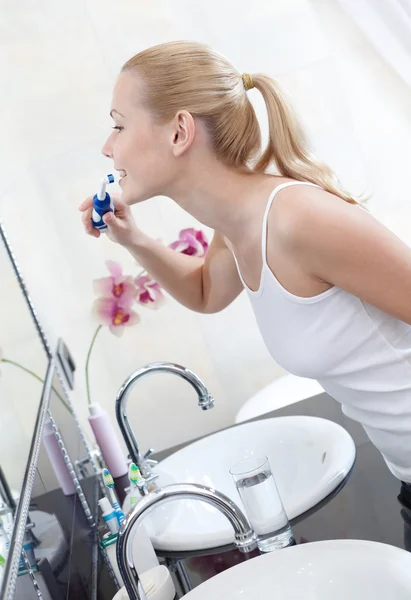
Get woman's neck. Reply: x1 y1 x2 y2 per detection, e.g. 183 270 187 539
167 158 280 244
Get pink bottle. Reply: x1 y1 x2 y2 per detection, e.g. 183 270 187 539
42 420 76 495
88 403 128 478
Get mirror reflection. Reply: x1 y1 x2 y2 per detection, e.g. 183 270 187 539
0 233 49 586
0 219 119 597
0 236 48 495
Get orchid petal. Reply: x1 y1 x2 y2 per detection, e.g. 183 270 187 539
143 292 166 309
136 290 151 304
105 260 123 279
125 311 140 326
135 274 152 288
119 280 137 303
169 240 190 253
178 228 197 239
93 277 114 296
195 230 209 252
176 228 209 255
91 297 116 325
109 325 124 337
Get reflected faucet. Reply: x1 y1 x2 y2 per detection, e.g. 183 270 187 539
115 362 215 481
116 483 257 600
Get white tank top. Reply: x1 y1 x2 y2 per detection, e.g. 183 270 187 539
232 182 411 483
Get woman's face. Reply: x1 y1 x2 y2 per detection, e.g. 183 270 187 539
101 72 178 205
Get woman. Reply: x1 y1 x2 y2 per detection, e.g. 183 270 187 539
79 41 411 535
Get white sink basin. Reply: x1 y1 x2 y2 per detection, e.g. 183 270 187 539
123 416 356 552
183 540 411 599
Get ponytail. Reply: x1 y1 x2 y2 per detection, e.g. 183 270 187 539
252 74 364 205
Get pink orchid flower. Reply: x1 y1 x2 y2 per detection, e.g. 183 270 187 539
93 260 136 306
135 275 165 308
169 228 209 257
92 297 140 337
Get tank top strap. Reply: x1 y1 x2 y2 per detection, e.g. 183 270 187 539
261 181 321 264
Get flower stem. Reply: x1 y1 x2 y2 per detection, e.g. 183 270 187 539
85 325 102 406
1 358 72 413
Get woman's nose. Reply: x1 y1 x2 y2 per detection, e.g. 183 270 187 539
101 136 113 159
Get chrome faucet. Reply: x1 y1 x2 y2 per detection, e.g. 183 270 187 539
115 362 215 481
116 483 257 600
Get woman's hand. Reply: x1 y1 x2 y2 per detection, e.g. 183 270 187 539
79 193 140 248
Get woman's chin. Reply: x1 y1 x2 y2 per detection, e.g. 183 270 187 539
119 177 134 203
120 173 164 204
123 188 150 206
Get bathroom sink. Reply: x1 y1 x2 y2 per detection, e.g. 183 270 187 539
122 416 356 552
183 540 411 599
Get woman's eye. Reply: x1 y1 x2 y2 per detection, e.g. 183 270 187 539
112 126 124 132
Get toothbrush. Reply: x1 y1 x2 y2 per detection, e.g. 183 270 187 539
129 463 146 507
91 173 118 231
102 468 125 526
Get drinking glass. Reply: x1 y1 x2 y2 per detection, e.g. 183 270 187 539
230 456 295 552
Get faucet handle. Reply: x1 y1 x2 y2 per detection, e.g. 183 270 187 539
142 449 158 467
145 472 160 485
135 470 159 496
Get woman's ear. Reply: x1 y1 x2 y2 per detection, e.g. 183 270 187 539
171 110 196 157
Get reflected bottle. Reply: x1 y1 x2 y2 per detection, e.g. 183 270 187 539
42 420 76 496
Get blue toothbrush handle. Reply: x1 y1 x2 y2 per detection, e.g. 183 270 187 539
111 499 125 524
106 487 125 525
91 192 114 231
116 510 125 525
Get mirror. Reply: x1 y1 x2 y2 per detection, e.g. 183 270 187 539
0 219 118 598
0 225 49 588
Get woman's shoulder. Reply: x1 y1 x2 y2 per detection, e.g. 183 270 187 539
268 180 365 249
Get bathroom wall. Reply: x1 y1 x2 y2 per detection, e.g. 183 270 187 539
0 0 410 454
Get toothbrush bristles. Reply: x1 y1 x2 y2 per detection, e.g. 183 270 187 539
102 468 114 488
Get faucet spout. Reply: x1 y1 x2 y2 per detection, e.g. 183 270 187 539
115 362 214 475
116 483 257 600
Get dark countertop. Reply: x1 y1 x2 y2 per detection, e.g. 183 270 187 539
148 391 410 588
31 390 410 597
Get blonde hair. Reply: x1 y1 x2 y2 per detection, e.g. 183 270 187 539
122 41 363 205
